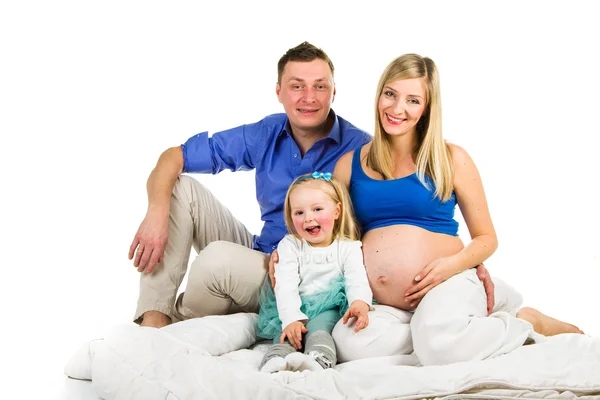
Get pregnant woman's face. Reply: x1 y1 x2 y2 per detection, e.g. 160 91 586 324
378 77 427 138
288 183 341 248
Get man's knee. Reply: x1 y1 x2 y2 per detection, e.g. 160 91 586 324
176 241 239 318
174 174 200 191
172 174 212 203
189 241 235 287
188 241 266 293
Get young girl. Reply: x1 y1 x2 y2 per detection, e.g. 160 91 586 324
256 171 373 373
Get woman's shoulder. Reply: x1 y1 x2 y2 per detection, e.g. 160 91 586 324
360 142 372 155
333 151 354 186
446 142 480 186
337 143 372 165
334 143 372 186
447 142 472 167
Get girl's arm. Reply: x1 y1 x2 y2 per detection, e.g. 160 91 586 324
341 240 373 306
341 240 373 332
274 236 308 329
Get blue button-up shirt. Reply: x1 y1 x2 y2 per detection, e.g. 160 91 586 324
181 111 372 253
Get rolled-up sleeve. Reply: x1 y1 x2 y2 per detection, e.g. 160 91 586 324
181 132 212 173
181 121 263 174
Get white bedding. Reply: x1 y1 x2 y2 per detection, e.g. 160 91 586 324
65 313 600 399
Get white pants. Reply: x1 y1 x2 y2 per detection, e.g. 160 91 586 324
332 269 542 366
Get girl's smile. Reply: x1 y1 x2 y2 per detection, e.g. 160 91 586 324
289 182 341 247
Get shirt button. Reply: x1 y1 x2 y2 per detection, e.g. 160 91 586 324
272 246 276 250
294 154 298 158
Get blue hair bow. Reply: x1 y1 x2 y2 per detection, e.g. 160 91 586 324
296 171 333 183
311 171 332 181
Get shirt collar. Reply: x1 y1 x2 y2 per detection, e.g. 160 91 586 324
280 109 341 144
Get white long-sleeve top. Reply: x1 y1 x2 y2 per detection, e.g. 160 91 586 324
274 235 373 329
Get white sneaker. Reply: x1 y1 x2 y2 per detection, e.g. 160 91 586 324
285 352 323 372
260 356 287 373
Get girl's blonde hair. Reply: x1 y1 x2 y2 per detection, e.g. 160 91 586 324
283 173 360 241
368 53 454 201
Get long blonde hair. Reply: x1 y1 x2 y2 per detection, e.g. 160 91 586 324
368 53 454 201
284 173 360 241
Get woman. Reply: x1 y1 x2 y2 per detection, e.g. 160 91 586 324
331 53 582 366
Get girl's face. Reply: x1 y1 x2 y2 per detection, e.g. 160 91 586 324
378 78 427 138
288 182 341 247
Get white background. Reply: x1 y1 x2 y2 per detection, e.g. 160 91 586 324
1 1 598 398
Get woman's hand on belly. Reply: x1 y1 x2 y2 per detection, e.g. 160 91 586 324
404 255 459 307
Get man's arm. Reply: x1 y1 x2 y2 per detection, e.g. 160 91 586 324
129 118 269 273
129 146 183 273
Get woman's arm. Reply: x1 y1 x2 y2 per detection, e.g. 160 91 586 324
404 144 498 305
450 143 498 271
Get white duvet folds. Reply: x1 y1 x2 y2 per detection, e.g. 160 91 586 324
65 313 600 400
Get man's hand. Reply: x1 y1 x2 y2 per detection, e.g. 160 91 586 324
280 321 307 350
476 263 495 315
268 249 279 288
342 300 370 333
128 210 168 274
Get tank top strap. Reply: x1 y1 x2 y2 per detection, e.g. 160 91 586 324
351 145 368 181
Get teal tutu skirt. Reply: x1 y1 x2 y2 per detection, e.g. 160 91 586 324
256 275 349 340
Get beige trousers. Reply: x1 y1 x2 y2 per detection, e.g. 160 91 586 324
134 175 270 324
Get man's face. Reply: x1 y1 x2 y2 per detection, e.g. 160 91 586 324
276 59 336 135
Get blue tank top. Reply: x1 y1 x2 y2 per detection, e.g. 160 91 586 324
350 146 459 236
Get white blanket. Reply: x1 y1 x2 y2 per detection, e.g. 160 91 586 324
65 313 600 399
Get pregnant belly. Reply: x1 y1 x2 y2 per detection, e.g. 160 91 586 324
362 225 464 311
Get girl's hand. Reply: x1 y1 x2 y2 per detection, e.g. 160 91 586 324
280 321 307 350
343 300 370 333
404 256 457 307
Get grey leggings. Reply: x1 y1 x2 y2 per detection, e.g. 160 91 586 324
259 309 339 369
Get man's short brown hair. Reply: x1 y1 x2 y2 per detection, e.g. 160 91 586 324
277 41 334 85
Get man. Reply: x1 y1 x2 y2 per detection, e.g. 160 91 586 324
130 42 372 327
